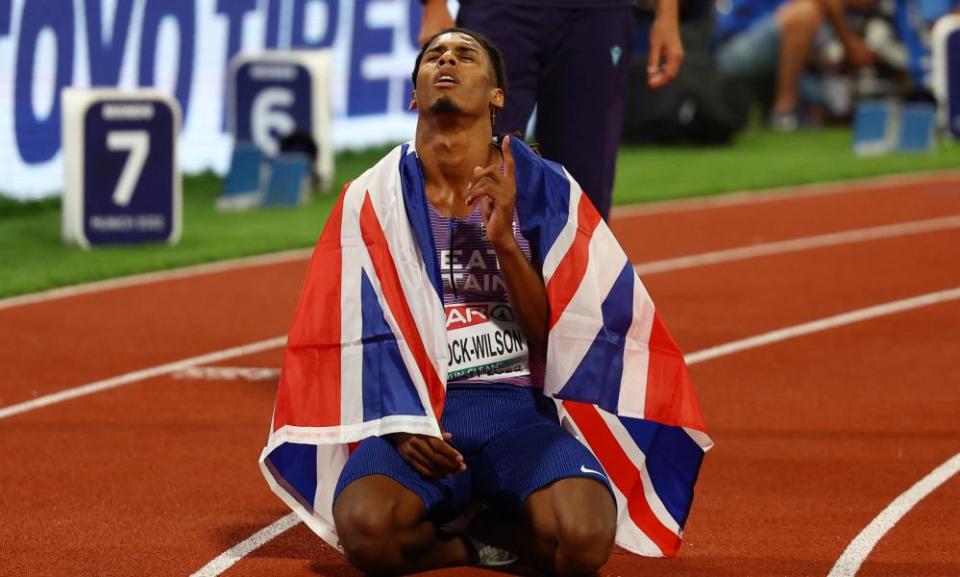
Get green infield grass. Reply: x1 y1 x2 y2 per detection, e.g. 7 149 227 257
2 127 958 299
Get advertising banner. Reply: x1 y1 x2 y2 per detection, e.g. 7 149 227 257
0 0 440 199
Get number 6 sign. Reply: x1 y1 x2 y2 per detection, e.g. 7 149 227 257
228 51 334 190
62 89 181 248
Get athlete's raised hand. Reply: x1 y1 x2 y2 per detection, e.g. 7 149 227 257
466 135 517 250
387 431 466 479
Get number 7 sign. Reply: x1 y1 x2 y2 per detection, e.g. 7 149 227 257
62 90 181 248
106 130 151 207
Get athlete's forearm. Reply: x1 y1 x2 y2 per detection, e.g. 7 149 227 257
492 238 549 361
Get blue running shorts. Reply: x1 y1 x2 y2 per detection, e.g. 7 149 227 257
334 383 613 520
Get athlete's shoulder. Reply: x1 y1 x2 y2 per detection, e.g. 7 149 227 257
341 143 409 197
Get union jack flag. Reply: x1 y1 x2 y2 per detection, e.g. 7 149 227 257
260 139 713 557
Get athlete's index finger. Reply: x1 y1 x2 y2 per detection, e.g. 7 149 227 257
467 165 501 194
501 134 514 176
424 437 465 472
426 436 463 462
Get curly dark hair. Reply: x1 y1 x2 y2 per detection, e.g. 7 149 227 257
410 27 508 94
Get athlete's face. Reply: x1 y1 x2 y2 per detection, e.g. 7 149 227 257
412 32 503 120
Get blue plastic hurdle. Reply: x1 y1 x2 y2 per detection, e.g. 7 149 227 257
260 153 311 207
217 142 264 211
896 103 937 153
852 100 898 156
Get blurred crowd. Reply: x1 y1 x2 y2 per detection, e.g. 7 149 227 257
624 0 960 143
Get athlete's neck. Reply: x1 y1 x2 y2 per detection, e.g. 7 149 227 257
416 116 495 218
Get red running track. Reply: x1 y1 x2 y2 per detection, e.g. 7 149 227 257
1 172 958 577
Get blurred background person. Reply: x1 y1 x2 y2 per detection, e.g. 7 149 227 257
418 0 684 221
712 0 878 131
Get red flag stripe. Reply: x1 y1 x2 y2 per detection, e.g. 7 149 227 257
643 313 708 431
562 400 682 556
274 189 346 430
359 193 446 417
546 194 603 329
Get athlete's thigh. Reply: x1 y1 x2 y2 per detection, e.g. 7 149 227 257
333 435 466 524
522 475 617 542
333 473 427 532
473 400 614 510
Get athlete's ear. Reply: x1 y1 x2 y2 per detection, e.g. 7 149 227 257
490 87 504 110
409 91 418 111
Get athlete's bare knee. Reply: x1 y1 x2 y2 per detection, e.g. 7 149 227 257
333 480 419 574
334 499 400 572
335 497 394 542
529 479 616 576
524 491 615 575
552 516 616 576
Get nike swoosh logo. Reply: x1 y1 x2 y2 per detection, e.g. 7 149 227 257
580 465 608 480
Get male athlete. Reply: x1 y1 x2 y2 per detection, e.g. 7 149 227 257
331 29 616 575
259 27 710 577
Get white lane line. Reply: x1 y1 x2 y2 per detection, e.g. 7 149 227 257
5 217 955 420
190 286 960 576
174 366 282 381
827 453 960 577
190 513 301 577
0 248 312 312
635 215 960 275
5 171 958 312
0 337 286 421
22 283 944 426
611 169 960 218
686 287 960 365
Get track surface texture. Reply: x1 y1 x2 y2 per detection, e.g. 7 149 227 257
2 171 959 577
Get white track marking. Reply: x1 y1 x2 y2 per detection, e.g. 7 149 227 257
190 513 301 577
686 287 960 365
8 209 944 314
611 169 960 217
4 172 958 312
0 337 286 421
827 453 960 577
174 366 282 381
5 216 955 420
0 248 312 311
190 287 960 576
635 215 960 275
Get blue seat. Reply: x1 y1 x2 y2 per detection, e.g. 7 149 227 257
896 103 937 153
261 153 311 207
218 142 263 211
852 100 897 156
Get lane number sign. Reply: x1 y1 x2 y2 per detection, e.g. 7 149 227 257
62 90 181 247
